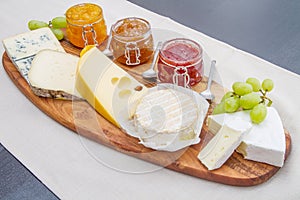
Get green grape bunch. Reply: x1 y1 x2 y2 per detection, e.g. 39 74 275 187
28 16 67 40
212 77 274 124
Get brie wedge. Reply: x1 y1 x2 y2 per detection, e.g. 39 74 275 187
198 118 252 170
76 47 148 127
207 107 286 167
28 49 81 99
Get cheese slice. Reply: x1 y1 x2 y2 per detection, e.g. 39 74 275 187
2 27 65 83
198 118 252 170
28 49 81 99
207 107 286 167
76 47 148 127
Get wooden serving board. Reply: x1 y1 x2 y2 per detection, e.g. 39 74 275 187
2 40 291 186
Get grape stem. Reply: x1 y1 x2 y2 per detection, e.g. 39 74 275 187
259 89 273 106
232 93 240 98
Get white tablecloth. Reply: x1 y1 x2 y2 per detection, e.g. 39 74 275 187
1 0 300 199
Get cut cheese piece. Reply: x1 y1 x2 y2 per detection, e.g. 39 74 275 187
2 27 65 60
2 27 65 83
28 49 81 99
198 118 252 170
207 107 286 167
76 47 148 127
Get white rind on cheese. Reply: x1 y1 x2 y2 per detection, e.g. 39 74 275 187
2 27 65 83
207 107 286 167
198 118 252 170
76 47 148 127
134 88 198 148
28 49 81 100
134 89 198 136
118 84 210 152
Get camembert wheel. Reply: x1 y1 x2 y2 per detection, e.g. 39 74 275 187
133 88 199 146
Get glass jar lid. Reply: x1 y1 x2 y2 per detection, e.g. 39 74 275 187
159 38 202 68
111 17 152 43
66 3 104 26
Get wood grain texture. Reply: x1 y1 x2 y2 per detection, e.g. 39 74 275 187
2 40 292 186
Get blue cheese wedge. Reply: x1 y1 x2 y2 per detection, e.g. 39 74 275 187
198 118 252 170
2 27 65 82
14 57 35 83
207 107 286 167
28 49 81 100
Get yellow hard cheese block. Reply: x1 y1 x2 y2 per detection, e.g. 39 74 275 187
76 47 148 127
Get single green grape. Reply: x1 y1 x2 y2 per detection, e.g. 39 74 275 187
221 91 234 102
51 28 64 40
224 96 240 113
212 101 226 115
232 82 253 96
246 77 261 92
28 20 48 30
240 92 261 110
51 16 67 29
250 103 267 124
262 79 274 92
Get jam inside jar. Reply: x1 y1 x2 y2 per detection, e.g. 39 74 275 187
110 17 154 66
66 3 107 48
157 38 203 88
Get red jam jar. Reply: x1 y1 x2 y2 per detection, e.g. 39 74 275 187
157 38 203 88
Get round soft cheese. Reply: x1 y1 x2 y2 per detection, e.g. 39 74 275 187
133 88 198 140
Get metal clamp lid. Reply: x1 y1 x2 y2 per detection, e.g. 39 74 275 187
172 67 190 88
125 42 141 65
81 23 98 47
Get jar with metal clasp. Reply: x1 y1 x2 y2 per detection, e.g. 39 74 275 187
157 38 203 88
110 17 154 66
66 3 107 48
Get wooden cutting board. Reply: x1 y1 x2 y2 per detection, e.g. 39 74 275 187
2 40 291 186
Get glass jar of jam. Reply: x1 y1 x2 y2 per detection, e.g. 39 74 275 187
157 38 203 88
110 17 154 66
66 3 107 48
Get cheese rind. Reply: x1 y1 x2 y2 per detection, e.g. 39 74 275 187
198 118 252 170
134 89 198 135
207 107 286 167
118 84 210 152
76 47 148 127
28 49 81 99
134 88 198 148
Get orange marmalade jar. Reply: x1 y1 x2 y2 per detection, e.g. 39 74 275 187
110 17 154 66
66 3 107 48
